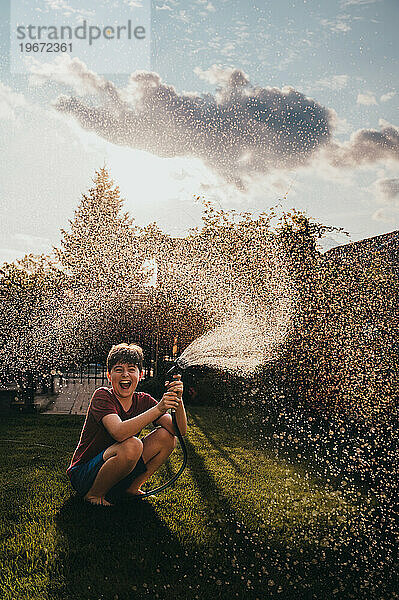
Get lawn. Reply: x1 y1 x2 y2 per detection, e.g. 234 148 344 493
0 407 395 600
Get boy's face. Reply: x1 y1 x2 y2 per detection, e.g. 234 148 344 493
107 362 142 399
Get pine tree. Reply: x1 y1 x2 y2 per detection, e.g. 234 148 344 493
53 167 158 363
56 166 142 289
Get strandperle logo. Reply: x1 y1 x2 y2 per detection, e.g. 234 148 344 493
16 20 146 46
10 0 151 74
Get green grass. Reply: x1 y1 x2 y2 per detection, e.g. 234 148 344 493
0 407 391 600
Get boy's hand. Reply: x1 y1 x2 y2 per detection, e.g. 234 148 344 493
165 374 183 400
157 391 180 414
157 375 183 414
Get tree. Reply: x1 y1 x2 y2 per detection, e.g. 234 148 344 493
158 199 296 374
0 254 66 410
56 166 143 290
53 167 157 364
275 212 399 419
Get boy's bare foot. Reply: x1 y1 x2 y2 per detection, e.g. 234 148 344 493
83 494 114 506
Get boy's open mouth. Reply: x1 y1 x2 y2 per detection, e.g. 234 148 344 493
119 381 132 390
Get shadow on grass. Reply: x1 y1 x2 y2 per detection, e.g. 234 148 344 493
52 468 290 600
50 436 392 600
185 409 398 600
50 440 293 600
1 413 397 600
188 412 244 473
50 495 192 600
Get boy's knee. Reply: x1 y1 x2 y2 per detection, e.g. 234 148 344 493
157 427 177 449
120 436 143 460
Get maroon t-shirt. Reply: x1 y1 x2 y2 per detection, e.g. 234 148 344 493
66 387 159 476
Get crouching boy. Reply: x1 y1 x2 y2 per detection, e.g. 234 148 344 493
66 343 187 506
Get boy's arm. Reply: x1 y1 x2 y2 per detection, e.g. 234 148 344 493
153 413 175 435
154 400 187 436
102 388 183 441
103 405 163 442
174 399 188 436
103 377 186 441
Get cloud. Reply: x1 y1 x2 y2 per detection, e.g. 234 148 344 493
320 16 351 33
326 122 399 169
124 0 143 7
0 83 27 120
177 9 190 24
340 0 380 7
196 0 216 8
156 3 172 10
313 75 349 91
380 91 396 103
196 0 216 12
28 54 112 97
371 177 399 225
334 116 352 135
372 208 397 224
357 91 377 106
194 65 237 86
36 59 399 188
13 233 52 251
46 62 334 189
42 0 93 20
374 178 399 203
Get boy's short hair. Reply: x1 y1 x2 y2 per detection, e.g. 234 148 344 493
107 343 144 373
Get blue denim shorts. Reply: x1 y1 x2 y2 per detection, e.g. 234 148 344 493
68 450 147 501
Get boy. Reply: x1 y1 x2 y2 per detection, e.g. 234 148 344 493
67 343 187 506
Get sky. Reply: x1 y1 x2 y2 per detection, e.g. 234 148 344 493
0 0 398 264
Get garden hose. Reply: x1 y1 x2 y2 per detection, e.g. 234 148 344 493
138 362 188 498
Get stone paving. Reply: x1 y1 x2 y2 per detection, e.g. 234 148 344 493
41 378 107 416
